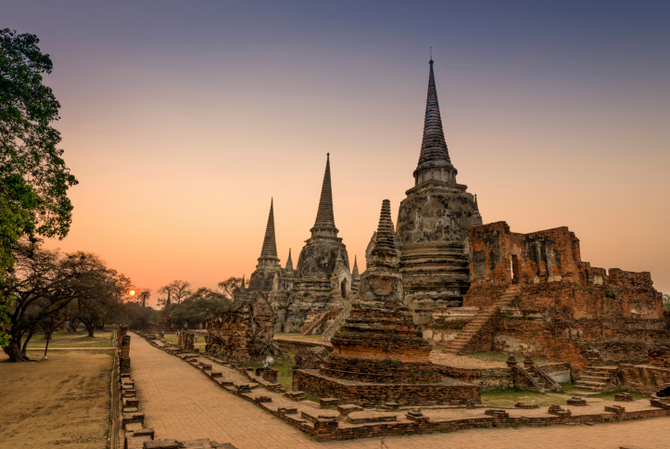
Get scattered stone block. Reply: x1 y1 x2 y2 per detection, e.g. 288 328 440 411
210 371 222 378
605 405 625 414
132 428 155 439
384 402 400 410
285 391 306 401
122 413 145 425
484 409 509 419
278 407 298 415
614 393 634 402
406 409 429 422
337 404 363 416
254 395 272 403
567 397 587 406
548 405 571 417
319 398 338 409
236 384 251 394
262 368 278 382
123 398 140 408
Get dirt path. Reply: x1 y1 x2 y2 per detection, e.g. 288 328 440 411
0 352 112 448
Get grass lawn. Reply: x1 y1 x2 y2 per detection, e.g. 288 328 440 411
24 330 114 350
481 387 572 407
248 350 295 391
163 333 207 352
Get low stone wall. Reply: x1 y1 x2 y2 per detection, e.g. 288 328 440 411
618 364 670 394
293 369 480 406
434 362 571 391
435 366 513 391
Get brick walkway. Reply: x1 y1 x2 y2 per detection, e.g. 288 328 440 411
130 334 670 448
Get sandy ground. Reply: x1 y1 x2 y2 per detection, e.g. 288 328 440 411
0 351 112 448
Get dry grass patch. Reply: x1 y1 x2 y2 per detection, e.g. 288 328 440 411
0 351 112 449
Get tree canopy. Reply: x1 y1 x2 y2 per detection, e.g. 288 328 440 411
2 247 129 361
1 29 78 347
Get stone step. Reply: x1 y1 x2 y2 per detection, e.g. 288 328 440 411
575 380 608 387
580 375 611 382
570 389 602 397
573 383 606 392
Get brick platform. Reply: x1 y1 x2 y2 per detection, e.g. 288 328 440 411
294 368 481 406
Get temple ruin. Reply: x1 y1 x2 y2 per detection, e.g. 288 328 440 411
294 200 479 406
239 155 352 333
393 59 482 324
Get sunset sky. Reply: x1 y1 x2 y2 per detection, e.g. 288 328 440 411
3 1 669 303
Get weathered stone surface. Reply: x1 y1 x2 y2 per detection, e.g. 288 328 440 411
392 61 482 322
296 200 479 405
238 155 353 333
453 220 668 368
206 291 276 364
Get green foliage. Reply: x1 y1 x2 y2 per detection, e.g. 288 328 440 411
1 29 78 347
168 287 230 327
663 294 670 312
2 247 129 360
604 290 616 299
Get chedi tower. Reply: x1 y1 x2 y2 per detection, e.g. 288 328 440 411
395 59 483 323
294 200 479 406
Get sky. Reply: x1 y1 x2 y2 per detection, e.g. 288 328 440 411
3 1 669 304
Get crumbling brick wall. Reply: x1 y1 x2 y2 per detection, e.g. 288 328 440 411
460 221 667 367
206 291 275 364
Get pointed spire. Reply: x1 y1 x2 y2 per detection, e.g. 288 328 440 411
413 59 458 186
373 200 396 254
239 274 246 290
285 248 294 271
310 154 339 239
352 256 360 277
257 198 280 266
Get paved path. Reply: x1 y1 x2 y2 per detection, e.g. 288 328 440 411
130 334 670 448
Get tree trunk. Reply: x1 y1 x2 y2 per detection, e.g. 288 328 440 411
83 320 95 338
3 338 32 362
21 327 35 355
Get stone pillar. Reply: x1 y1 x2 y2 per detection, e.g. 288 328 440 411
121 335 131 358
116 325 128 349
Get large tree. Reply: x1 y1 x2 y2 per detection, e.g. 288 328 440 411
1 29 78 347
217 276 243 300
2 248 127 361
169 287 230 328
157 280 192 306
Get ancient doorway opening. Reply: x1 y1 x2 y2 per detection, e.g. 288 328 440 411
340 278 349 298
511 254 520 284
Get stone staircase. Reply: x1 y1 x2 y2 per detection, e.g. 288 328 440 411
301 309 339 336
321 301 352 342
572 366 618 396
443 284 521 355
525 361 562 393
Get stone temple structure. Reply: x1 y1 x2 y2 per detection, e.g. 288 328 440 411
238 155 353 333
393 59 483 324
294 200 479 406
